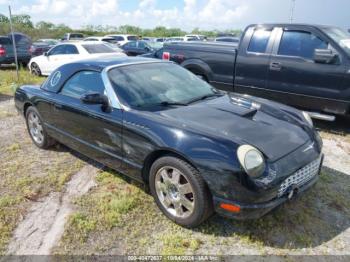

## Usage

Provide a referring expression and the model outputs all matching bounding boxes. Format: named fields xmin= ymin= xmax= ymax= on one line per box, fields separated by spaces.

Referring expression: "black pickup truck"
xmin=156 ymin=24 xmax=350 ymax=119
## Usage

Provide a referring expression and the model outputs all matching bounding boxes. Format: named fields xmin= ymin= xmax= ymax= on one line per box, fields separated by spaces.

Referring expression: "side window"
xmin=127 ymin=41 xmax=137 ymax=48
xmin=49 ymin=45 xmax=66 ymax=55
xmin=64 ymin=45 xmax=79 ymax=54
xmin=60 ymin=71 xmax=105 ymax=99
xmin=278 ymin=31 xmax=328 ymax=59
xmin=247 ymin=29 xmax=272 ymax=53
xmin=138 ymin=41 xmax=146 ymax=49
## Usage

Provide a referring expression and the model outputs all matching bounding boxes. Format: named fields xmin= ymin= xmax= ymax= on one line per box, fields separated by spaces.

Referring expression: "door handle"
xmin=270 ymin=62 xmax=282 ymax=71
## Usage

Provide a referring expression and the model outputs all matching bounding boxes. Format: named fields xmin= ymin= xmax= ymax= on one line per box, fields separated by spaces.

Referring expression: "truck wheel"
xmin=30 ymin=63 xmax=41 ymax=76
xmin=149 ymin=156 xmax=213 ymax=228
xmin=25 ymin=106 xmax=55 ymax=149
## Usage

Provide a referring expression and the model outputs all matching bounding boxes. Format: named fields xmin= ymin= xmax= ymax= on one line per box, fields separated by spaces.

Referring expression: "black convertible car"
xmin=15 ymin=57 xmax=323 ymax=227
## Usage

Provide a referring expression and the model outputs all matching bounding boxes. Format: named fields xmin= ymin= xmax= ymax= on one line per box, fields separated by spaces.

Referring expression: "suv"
xmin=61 ymin=33 xmax=84 ymax=41
xmin=0 ymin=33 xmax=32 ymax=66
xmin=104 ymin=34 xmax=138 ymax=46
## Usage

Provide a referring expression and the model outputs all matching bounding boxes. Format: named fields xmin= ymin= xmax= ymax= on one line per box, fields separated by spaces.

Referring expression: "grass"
xmin=0 ymin=68 xmax=43 ymax=96
xmin=59 ymin=170 xmax=145 ymax=249
xmin=0 ymin=139 xmax=84 ymax=253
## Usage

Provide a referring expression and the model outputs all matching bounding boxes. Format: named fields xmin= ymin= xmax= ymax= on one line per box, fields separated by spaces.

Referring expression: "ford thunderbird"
xmin=14 ymin=57 xmax=323 ymax=227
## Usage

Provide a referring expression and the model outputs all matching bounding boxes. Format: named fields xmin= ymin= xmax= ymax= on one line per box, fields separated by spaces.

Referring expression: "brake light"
xmin=162 ymin=51 xmax=170 ymax=60
xmin=0 ymin=45 xmax=6 ymax=56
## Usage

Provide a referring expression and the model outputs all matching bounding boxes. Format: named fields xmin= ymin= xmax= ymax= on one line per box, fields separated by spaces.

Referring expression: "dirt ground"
xmin=0 ymin=95 xmax=349 ymax=257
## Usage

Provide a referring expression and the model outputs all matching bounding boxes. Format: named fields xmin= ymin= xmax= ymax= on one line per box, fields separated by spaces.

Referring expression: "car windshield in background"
xmin=147 ymin=42 xmax=163 ymax=49
xmin=127 ymin=36 xmax=138 ymax=41
xmin=108 ymin=63 xmax=219 ymax=109
xmin=82 ymin=44 xmax=115 ymax=54
xmin=323 ymin=27 xmax=350 ymax=56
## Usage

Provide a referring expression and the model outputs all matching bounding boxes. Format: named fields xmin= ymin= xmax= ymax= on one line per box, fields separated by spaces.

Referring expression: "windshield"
xmin=323 ymin=27 xmax=350 ymax=56
xmin=146 ymin=42 xmax=163 ymax=49
xmin=108 ymin=63 xmax=219 ymax=109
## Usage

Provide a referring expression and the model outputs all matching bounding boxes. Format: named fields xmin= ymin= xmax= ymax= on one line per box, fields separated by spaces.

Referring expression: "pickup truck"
xmin=159 ymin=24 xmax=350 ymax=119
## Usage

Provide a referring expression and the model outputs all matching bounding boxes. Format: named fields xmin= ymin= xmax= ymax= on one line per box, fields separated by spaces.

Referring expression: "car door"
xmin=44 ymin=45 xmax=68 ymax=73
xmin=53 ymin=44 xmax=80 ymax=69
xmin=234 ymin=26 xmax=275 ymax=96
xmin=267 ymin=27 xmax=347 ymax=113
xmin=124 ymin=41 xmax=138 ymax=56
xmin=137 ymin=41 xmax=150 ymax=55
xmin=49 ymin=70 xmax=123 ymax=169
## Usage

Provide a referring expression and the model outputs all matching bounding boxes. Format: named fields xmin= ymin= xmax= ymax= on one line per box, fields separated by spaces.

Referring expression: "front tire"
xmin=149 ymin=156 xmax=213 ymax=227
xmin=30 ymin=62 xmax=41 ymax=76
xmin=25 ymin=106 xmax=55 ymax=149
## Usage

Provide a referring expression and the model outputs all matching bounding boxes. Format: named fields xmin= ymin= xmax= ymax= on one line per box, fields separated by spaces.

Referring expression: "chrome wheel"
xmin=155 ymin=166 xmax=195 ymax=218
xmin=27 ymin=111 xmax=44 ymax=144
xmin=31 ymin=63 xmax=41 ymax=76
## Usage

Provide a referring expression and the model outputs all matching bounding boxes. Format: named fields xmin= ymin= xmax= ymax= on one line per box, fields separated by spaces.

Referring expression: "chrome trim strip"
xmin=235 ymin=84 xmax=350 ymax=103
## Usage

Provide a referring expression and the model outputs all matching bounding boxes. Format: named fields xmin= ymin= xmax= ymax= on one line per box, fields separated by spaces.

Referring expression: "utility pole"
xmin=8 ymin=5 xmax=19 ymax=80
xmin=289 ymin=0 xmax=296 ymax=23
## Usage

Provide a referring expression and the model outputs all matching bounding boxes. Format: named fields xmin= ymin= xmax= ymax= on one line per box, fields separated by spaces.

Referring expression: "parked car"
xmin=121 ymin=41 xmax=162 ymax=56
xmin=104 ymin=34 xmax=138 ymax=46
xmin=83 ymin=36 xmax=118 ymax=44
xmin=0 ymin=36 xmax=14 ymax=66
xmin=185 ymin=35 xmax=207 ymax=41
xmin=28 ymin=42 xmax=126 ymax=76
xmin=160 ymin=23 xmax=350 ymax=119
xmin=29 ymin=42 xmax=52 ymax=57
xmin=35 ymin=39 xmax=59 ymax=46
xmin=0 ymin=33 xmax=32 ymax=66
xmin=139 ymin=47 xmax=164 ymax=59
xmin=62 ymin=33 xmax=84 ymax=41
xmin=15 ymin=57 xmax=323 ymax=227
xmin=215 ymin=37 xmax=240 ymax=44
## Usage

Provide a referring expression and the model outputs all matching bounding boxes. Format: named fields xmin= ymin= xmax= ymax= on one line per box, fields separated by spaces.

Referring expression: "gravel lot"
xmin=0 ymin=95 xmax=349 ymax=257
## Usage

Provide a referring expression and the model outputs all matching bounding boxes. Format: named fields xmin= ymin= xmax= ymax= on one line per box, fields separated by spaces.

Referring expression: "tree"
xmin=12 ymin=14 xmax=33 ymax=28
xmin=36 ymin=21 xmax=54 ymax=30
xmin=0 ymin=14 xmax=9 ymax=23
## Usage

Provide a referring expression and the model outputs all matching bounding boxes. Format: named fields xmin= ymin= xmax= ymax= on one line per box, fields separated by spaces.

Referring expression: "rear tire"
xmin=25 ymin=106 xmax=55 ymax=149
xmin=149 ymin=156 xmax=213 ymax=228
xmin=30 ymin=62 xmax=41 ymax=76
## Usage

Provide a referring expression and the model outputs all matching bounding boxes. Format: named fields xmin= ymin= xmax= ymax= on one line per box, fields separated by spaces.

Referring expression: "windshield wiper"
xmin=186 ymin=93 xmax=223 ymax=105
xmin=157 ymin=101 xmax=188 ymax=107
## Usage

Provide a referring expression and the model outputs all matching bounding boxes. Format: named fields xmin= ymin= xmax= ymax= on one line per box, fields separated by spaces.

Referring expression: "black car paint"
xmin=14 ymin=57 xmax=323 ymax=219
xmin=161 ymin=24 xmax=350 ymax=116
xmin=121 ymin=41 xmax=154 ymax=56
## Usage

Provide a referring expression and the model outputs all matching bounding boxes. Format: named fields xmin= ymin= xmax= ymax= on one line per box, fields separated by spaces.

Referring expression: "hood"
xmin=158 ymin=94 xmax=311 ymax=162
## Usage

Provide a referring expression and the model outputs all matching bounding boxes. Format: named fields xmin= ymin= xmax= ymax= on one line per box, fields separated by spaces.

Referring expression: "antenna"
xmin=289 ymin=0 xmax=296 ymax=23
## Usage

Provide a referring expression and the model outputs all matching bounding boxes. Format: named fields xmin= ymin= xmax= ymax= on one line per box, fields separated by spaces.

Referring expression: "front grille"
xmin=277 ymin=156 xmax=322 ymax=197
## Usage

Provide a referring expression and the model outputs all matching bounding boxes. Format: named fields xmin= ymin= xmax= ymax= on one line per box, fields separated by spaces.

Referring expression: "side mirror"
xmin=314 ymin=49 xmax=337 ymax=64
xmin=144 ymin=46 xmax=151 ymax=52
xmin=44 ymin=52 xmax=48 ymax=56
xmin=81 ymin=93 xmax=110 ymax=111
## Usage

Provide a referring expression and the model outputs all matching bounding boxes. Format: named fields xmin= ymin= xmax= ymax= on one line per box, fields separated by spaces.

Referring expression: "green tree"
xmin=12 ymin=14 xmax=33 ymax=28
xmin=0 ymin=14 xmax=9 ymax=23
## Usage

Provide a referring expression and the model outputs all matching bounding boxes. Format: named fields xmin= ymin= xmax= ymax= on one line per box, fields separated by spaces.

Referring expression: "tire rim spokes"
xmin=28 ymin=112 xmax=44 ymax=144
xmin=155 ymin=166 xmax=195 ymax=218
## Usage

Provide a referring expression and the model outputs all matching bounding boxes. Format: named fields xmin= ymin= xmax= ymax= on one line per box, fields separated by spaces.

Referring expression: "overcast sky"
xmin=0 ymin=0 xmax=349 ymax=30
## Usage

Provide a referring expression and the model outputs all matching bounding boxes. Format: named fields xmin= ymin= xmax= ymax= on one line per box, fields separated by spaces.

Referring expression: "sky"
xmin=0 ymin=0 xmax=349 ymax=31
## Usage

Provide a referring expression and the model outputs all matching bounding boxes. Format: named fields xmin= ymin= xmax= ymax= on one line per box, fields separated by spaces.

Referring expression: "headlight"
xmin=302 ymin=111 xmax=313 ymax=127
xmin=237 ymin=145 xmax=266 ymax=178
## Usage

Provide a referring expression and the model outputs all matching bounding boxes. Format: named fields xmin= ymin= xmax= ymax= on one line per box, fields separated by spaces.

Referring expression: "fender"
xmin=180 ymin=58 xmax=213 ymax=82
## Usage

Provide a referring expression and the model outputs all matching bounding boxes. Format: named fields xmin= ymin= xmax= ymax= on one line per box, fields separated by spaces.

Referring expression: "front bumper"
xmin=213 ymin=154 xmax=323 ymax=220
